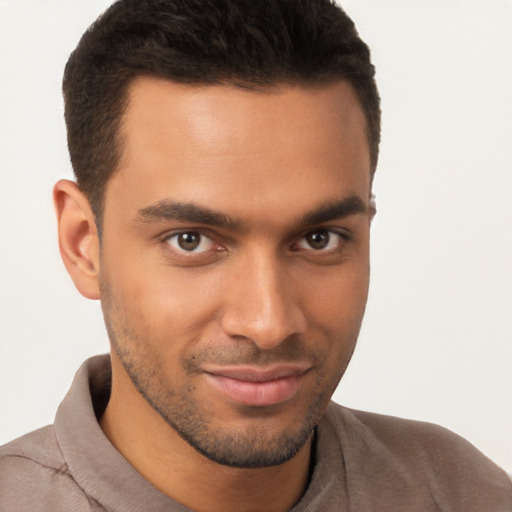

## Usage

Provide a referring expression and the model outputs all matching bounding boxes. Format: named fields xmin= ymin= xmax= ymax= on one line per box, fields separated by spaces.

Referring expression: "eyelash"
xmin=159 ymin=228 xmax=350 ymax=257
xmin=159 ymin=229 xmax=223 ymax=255
xmin=292 ymin=230 xmax=349 ymax=253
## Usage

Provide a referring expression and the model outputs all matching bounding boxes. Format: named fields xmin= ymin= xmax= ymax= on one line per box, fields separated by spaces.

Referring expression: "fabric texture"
xmin=1 ymin=354 xmax=511 ymax=511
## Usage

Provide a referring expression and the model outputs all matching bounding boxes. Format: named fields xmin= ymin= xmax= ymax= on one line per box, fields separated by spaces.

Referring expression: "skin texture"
xmin=54 ymin=78 xmax=372 ymax=512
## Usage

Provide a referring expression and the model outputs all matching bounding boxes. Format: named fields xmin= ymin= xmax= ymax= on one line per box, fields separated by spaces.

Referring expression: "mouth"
xmin=201 ymin=363 xmax=312 ymax=407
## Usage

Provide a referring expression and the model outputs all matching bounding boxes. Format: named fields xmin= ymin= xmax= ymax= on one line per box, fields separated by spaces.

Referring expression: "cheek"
xmin=299 ymin=262 xmax=369 ymax=379
xmin=301 ymin=262 xmax=369 ymax=324
xmin=102 ymin=255 xmax=226 ymax=344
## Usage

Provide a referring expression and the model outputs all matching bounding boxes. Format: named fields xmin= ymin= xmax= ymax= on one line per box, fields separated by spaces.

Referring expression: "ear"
xmin=53 ymin=179 xmax=101 ymax=300
xmin=369 ymin=192 xmax=377 ymax=223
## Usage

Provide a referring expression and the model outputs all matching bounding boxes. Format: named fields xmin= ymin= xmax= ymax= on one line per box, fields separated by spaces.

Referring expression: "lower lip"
xmin=205 ymin=373 xmax=304 ymax=407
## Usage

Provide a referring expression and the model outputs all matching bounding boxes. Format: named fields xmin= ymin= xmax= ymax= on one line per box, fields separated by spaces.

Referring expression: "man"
xmin=0 ymin=0 xmax=511 ymax=510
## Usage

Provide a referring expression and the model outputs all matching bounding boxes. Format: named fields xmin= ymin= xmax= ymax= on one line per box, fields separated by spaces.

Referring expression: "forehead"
xmin=121 ymin=76 xmax=368 ymax=157
xmin=106 ymin=77 xmax=371 ymax=226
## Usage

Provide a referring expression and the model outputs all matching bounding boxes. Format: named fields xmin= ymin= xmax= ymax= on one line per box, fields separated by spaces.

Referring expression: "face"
xmin=99 ymin=78 xmax=372 ymax=468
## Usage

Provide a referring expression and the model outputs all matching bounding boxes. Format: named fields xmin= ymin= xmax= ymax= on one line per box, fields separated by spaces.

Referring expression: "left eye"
xmin=165 ymin=232 xmax=216 ymax=253
xmin=296 ymin=230 xmax=343 ymax=251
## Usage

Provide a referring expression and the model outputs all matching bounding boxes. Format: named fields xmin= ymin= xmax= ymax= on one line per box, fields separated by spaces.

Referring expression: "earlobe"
xmin=53 ymin=179 xmax=101 ymax=300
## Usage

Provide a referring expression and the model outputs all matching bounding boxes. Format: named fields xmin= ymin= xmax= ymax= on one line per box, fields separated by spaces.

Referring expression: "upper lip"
xmin=202 ymin=363 xmax=312 ymax=383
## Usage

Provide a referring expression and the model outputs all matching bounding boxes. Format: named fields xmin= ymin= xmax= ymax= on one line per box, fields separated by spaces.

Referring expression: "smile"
xmin=202 ymin=364 xmax=311 ymax=407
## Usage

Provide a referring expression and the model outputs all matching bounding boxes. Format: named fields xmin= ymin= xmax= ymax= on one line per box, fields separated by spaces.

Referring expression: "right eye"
xmin=164 ymin=231 xmax=217 ymax=253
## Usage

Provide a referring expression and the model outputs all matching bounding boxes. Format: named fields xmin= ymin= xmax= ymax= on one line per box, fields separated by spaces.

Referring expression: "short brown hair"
xmin=63 ymin=0 xmax=380 ymax=226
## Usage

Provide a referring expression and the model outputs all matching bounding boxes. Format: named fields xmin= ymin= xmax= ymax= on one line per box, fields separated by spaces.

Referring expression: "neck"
xmin=100 ymin=358 xmax=313 ymax=512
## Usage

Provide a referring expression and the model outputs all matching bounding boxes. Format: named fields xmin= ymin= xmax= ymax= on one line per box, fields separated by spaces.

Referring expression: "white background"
xmin=1 ymin=1 xmax=511 ymax=472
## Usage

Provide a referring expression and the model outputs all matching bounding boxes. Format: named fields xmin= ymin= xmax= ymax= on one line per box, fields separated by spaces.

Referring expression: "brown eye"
xmin=306 ymin=231 xmax=329 ymax=249
xmin=178 ymin=232 xmax=200 ymax=251
xmin=297 ymin=230 xmax=343 ymax=251
xmin=166 ymin=232 xmax=215 ymax=253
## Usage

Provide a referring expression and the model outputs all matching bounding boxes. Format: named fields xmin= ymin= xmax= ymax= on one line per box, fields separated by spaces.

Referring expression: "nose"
xmin=220 ymin=252 xmax=307 ymax=350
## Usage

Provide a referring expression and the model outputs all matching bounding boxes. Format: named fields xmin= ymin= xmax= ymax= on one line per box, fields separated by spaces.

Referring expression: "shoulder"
xmin=1 ymin=425 xmax=64 ymax=468
xmin=323 ymin=402 xmax=512 ymax=509
xmin=327 ymin=402 xmax=501 ymax=466
xmin=0 ymin=426 xmax=95 ymax=511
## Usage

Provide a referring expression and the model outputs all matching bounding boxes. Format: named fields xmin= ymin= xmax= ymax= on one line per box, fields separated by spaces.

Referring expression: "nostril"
xmin=221 ymin=297 xmax=306 ymax=350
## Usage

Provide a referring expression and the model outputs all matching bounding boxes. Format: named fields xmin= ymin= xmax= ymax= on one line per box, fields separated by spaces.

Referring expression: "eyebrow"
xmin=298 ymin=195 xmax=368 ymax=226
xmin=135 ymin=194 xmax=367 ymax=230
xmin=136 ymin=201 xmax=243 ymax=230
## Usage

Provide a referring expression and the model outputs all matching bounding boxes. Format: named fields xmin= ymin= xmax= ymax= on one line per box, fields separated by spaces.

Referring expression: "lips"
xmin=202 ymin=364 xmax=311 ymax=407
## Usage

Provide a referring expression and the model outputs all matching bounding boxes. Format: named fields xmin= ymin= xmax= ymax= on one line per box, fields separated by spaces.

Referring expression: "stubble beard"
xmin=101 ymin=286 xmax=355 ymax=469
